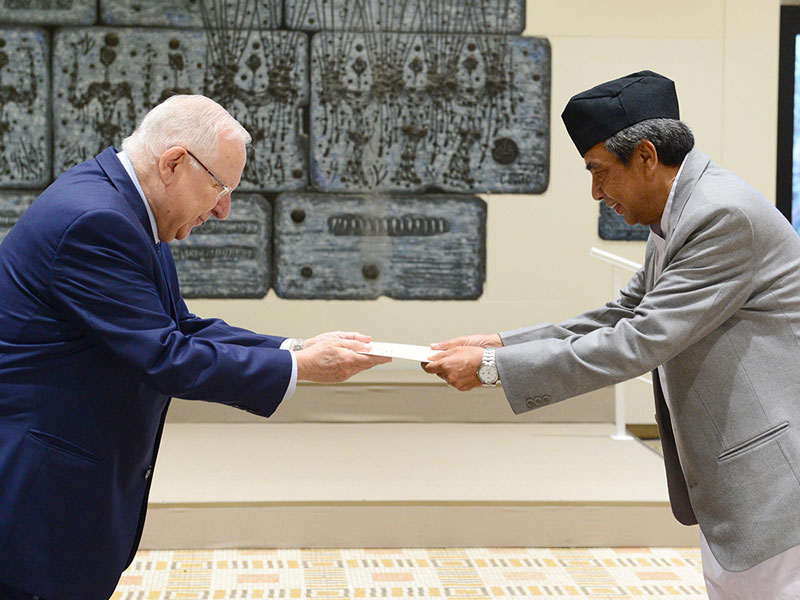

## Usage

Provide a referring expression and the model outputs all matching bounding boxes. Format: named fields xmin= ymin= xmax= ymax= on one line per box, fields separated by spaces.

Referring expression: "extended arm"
xmin=424 ymin=247 xmax=650 ymax=389
xmin=498 ymin=204 xmax=755 ymax=413
xmin=49 ymin=210 xmax=292 ymax=415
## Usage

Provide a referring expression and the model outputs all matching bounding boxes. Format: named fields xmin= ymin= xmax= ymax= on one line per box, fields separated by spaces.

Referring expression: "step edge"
xmin=148 ymin=499 xmax=672 ymax=509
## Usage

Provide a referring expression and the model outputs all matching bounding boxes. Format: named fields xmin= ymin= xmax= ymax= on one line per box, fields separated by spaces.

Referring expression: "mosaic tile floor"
xmin=113 ymin=547 xmax=707 ymax=599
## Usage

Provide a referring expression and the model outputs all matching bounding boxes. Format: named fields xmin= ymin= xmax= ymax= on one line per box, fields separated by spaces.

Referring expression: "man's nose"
xmin=591 ymin=178 xmax=604 ymax=201
xmin=212 ymin=193 xmax=231 ymax=220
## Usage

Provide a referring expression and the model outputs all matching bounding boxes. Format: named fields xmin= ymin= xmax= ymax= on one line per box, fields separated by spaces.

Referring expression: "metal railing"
xmin=589 ymin=248 xmax=652 ymax=441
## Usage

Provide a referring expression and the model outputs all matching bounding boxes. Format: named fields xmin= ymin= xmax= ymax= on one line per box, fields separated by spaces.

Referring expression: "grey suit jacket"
xmin=496 ymin=148 xmax=800 ymax=572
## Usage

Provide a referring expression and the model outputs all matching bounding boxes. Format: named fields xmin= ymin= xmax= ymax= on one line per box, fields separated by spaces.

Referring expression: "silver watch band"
xmin=479 ymin=348 xmax=499 ymax=386
xmin=483 ymin=347 xmax=496 ymax=365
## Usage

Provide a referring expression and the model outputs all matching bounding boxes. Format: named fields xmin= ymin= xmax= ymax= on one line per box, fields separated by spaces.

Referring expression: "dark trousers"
xmin=0 ymin=581 xmax=42 ymax=600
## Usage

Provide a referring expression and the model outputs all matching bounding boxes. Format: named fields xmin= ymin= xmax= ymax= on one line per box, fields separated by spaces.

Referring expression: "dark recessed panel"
xmin=171 ymin=194 xmax=271 ymax=298
xmin=0 ymin=27 xmax=50 ymax=188
xmin=52 ymin=28 xmax=308 ymax=192
xmin=598 ymin=202 xmax=649 ymax=241
xmin=309 ymin=33 xmax=550 ymax=193
xmin=0 ymin=0 xmax=94 ymax=25
xmin=0 ymin=191 xmax=36 ymax=243
xmin=274 ymin=193 xmax=486 ymax=300
xmin=100 ymin=0 xmax=281 ymax=29
xmin=285 ymin=0 xmax=524 ymax=34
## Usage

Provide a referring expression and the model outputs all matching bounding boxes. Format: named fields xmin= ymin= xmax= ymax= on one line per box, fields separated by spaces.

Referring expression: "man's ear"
xmin=637 ymin=139 xmax=659 ymax=178
xmin=158 ymin=146 xmax=186 ymax=184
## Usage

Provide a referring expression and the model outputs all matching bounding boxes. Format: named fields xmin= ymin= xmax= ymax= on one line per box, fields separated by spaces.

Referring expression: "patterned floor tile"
xmin=114 ymin=548 xmax=706 ymax=599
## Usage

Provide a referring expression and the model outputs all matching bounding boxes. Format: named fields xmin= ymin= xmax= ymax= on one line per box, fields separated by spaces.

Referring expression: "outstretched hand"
xmin=303 ymin=331 xmax=372 ymax=349
xmin=296 ymin=338 xmax=391 ymax=383
xmin=431 ymin=333 xmax=502 ymax=351
xmin=422 ymin=346 xmax=485 ymax=391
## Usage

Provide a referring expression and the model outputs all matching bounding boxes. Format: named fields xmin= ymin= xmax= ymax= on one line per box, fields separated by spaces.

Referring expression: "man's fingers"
xmin=343 ymin=353 xmax=390 ymax=380
xmin=348 ymin=350 xmax=390 ymax=367
xmin=358 ymin=354 xmax=391 ymax=366
xmin=330 ymin=338 xmax=371 ymax=352
xmin=432 ymin=333 xmax=502 ymax=350
xmin=431 ymin=337 xmax=463 ymax=350
xmin=422 ymin=358 xmax=442 ymax=374
xmin=339 ymin=331 xmax=372 ymax=342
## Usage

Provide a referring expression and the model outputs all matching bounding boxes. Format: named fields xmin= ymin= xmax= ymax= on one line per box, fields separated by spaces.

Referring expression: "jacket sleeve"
xmin=497 ymin=203 xmax=755 ymax=414
xmin=174 ymin=296 xmax=285 ymax=349
xmin=48 ymin=209 xmax=292 ymax=416
xmin=500 ymin=246 xmax=649 ymax=345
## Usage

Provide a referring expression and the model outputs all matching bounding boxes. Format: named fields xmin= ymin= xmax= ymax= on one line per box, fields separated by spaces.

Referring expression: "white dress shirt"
xmin=114 ymin=150 xmax=297 ymax=400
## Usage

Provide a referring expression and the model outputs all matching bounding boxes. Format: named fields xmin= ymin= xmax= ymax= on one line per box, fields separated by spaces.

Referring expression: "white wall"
xmin=185 ymin=0 xmax=781 ymax=424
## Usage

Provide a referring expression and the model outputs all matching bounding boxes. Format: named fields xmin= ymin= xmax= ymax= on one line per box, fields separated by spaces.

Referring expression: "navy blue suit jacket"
xmin=0 ymin=148 xmax=292 ymax=599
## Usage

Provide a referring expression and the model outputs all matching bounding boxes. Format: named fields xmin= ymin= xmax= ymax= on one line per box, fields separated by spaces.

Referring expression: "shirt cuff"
xmin=279 ymin=339 xmax=298 ymax=401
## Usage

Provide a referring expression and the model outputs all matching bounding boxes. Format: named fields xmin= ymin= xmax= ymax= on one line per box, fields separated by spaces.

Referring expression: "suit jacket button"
xmin=542 ymin=395 xmax=551 ymax=403
xmin=526 ymin=398 xmax=535 ymax=408
xmin=144 ymin=467 xmax=153 ymax=480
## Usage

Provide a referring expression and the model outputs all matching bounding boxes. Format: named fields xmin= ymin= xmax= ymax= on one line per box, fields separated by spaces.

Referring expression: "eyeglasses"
xmin=184 ymin=148 xmax=234 ymax=200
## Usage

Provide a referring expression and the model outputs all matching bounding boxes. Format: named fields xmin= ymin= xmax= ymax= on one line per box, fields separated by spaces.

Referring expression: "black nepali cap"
xmin=561 ymin=70 xmax=680 ymax=156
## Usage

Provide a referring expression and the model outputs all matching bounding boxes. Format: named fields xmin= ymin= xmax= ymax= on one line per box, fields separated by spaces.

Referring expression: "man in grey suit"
xmin=423 ymin=71 xmax=800 ymax=598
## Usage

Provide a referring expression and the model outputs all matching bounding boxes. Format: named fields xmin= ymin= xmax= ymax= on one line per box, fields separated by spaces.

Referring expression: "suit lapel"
xmin=94 ymin=147 xmax=180 ymax=322
xmin=156 ymin=243 xmax=181 ymax=322
xmin=643 ymin=239 xmax=658 ymax=292
xmin=668 ymin=148 xmax=712 ymax=235
xmin=643 ymin=148 xmax=712 ymax=293
xmin=95 ymin=147 xmax=156 ymax=242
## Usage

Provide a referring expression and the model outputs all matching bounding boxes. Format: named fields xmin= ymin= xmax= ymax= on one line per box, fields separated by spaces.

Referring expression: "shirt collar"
xmin=116 ymin=150 xmax=160 ymax=245
xmin=650 ymin=155 xmax=688 ymax=240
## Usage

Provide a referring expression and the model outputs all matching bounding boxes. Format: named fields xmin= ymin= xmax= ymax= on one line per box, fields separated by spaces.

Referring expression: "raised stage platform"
xmin=141 ymin=421 xmax=698 ymax=549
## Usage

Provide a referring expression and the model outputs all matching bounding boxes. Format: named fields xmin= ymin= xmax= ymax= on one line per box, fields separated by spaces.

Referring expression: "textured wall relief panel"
xmin=0 ymin=27 xmax=50 ymax=188
xmin=598 ymin=202 xmax=649 ymax=241
xmin=274 ymin=193 xmax=486 ymax=299
xmin=100 ymin=0 xmax=281 ymax=29
xmin=0 ymin=191 xmax=35 ymax=243
xmin=53 ymin=27 xmax=308 ymax=191
xmin=286 ymin=0 xmax=524 ymax=34
xmin=0 ymin=0 xmax=94 ymax=25
xmin=309 ymin=33 xmax=549 ymax=193
xmin=171 ymin=194 xmax=271 ymax=298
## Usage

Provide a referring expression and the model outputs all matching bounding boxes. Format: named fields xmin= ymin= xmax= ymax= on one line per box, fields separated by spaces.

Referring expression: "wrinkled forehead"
xmin=215 ymin=137 xmax=247 ymax=185
xmin=583 ymin=143 xmax=617 ymax=171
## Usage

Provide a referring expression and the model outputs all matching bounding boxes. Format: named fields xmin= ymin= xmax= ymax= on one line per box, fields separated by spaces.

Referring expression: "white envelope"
xmin=359 ymin=342 xmax=442 ymax=362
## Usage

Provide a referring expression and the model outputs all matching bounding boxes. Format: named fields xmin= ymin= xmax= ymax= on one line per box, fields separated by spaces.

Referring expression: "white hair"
xmin=122 ymin=95 xmax=251 ymax=168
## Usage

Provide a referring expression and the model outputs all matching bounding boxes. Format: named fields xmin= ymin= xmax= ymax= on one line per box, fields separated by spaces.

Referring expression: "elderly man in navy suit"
xmin=0 ymin=95 xmax=389 ymax=600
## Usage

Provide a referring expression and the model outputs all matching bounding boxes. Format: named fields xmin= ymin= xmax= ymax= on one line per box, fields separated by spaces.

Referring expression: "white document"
xmin=360 ymin=342 xmax=442 ymax=362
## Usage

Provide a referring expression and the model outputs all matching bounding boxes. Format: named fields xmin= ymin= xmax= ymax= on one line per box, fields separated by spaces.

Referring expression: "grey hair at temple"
xmin=604 ymin=118 xmax=695 ymax=166
xmin=121 ymin=95 xmax=251 ymax=168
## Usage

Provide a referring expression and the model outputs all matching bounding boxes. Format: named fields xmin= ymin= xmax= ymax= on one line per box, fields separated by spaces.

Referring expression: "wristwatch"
xmin=291 ymin=338 xmax=305 ymax=352
xmin=477 ymin=348 xmax=499 ymax=386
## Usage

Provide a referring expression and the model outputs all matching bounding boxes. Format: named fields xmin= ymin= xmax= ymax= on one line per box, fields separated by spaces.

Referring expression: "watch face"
xmin=479 ymin=365 xmax=498 ymax=384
